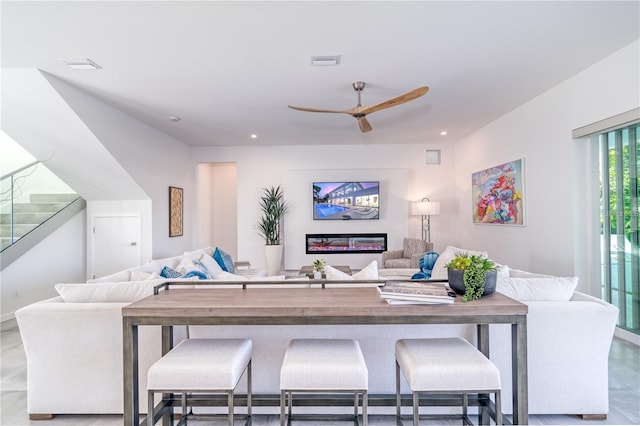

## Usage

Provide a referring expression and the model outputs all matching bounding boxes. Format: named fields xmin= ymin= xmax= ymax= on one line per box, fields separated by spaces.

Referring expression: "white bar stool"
xmin=395 ymin=337 xmax=502 ymax=425
xmin=280 ymin=338 xmax=368 ymax=426
xmin=147 ymin=338 xmax=252 ymax=426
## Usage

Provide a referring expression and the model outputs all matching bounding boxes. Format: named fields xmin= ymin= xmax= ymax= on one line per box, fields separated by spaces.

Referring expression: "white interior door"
xmin=91 ymin=215 xmax=140 ymax=279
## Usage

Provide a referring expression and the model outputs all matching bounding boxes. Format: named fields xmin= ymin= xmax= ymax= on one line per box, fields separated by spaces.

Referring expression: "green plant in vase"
xmin=445 ymin=253 xmax=498 ymax=302
xmin=313 ymin=258 xmax=326 ymax=273
xmin=257 ymin=186 xmax=289 ymax=245
xmin=257 ymin=185 xmax=289 ymax=276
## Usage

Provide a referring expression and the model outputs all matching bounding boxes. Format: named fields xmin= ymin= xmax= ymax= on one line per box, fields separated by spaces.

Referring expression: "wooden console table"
xmin=123 ymin=286 xmax=528 ymax=425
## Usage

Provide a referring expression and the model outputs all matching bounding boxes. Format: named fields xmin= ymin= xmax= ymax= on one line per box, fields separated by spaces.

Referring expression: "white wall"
xmin=42 ymin=73 xmax=196 ymax=259
xmin=192 ymin=143 xmax=455 ymax=271
xmin=2 ymin=40 xmax=636 ymax=318
xmin=450 ymin=40 xmax=639 ymax=295
xmin=1 ymin=69 xmax=148 ymax=201
xmin=195 ymin=163 xmax=238 ymax=259
xmin=0 ymin=130 xmax=35 ymax=174
xmin=0 ymin=211 xmax=86 ymax=321
xmin=283 ymin=167 xmax=408 ymax=269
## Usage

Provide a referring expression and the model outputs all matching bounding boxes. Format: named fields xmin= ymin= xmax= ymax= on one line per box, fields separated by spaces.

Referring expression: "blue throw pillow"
xmin=213 ymin=247 xmax=235 ymax=273
xmin=160 ymin=266 xmax=182 ymax=279
xmin=411 ymin=271 xmax=431 ymax=280
xmin=419 ymin=252 xmax=440 ymax=275
xmin=183 ymin=270 xmax=208 ymax=280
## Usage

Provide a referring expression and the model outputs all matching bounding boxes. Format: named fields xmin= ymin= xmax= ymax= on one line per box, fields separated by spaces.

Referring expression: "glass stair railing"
xmin=0 ymin=161 xmax=80 ymax=252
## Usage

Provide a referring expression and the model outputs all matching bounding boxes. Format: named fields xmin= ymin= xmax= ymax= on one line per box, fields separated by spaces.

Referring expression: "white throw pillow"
xmin=182 ymin=249 xmax=206 ymax=261
xmin=508 ymin=268 xmax=552 ymax=279
xmin=176 ymin=257 xmax=197 ymax=274
xmin=183 ymin=247 xmax=215 ymax=260
xmin=431 ymin=245 xmax=489 ymax=280
xmin=326 ymin=261 xmax=379 ymax=280
xmin=353 ymin=260 xmax=379 ymax=280
xmin=496 ymin=264 xmax=510 ymax=278
xmin=496 ymin=276 xmax=578 ymax=301
xmin=325 ymin=265 xmax=352 ymax=280
xmin=55 ymin=280 xmax=162 ymax=303
xmin=197 ymin=253 xmax=224 ymax=278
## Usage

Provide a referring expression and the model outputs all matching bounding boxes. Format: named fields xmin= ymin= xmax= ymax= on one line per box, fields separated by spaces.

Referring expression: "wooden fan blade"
xmin=288 ymin=105 xmax=349 ymax=114
xmin=360 ymin=86 xmax=429 ymax=115
xmin=357 ymin=116 xmax=373 ymax=133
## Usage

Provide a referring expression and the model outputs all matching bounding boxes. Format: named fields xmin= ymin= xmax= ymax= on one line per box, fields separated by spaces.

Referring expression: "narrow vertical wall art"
xmin=472 ymin=158 xmax=525 ymax=225
xmin=169 ymin=186 xmax=183 ymax=237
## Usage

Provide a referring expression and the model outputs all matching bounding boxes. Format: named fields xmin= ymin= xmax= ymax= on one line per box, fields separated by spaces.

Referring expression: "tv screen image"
xmin=312 ymin=181 xmax=379 ymax=220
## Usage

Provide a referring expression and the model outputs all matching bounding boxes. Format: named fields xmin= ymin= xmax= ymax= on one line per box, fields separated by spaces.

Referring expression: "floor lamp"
xmin=411 ymin=198 xmax=440 ymax=242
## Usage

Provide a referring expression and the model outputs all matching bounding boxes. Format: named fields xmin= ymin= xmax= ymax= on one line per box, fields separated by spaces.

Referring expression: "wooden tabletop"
xmin=122 ymin=287 xmax=527 ymax=325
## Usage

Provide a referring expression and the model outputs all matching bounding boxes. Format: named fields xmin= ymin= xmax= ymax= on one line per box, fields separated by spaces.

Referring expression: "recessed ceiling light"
xmin=250 ymin=134 xmax=258 ymax=139
xmin=61 ymin=58 xmax=102 ymax=70
xmin=311 ymin=55 xmax=341 ymax=66
xmin=440 ymin=131 xmax=448 ymax=136
xmin=169 ymin=116 xmax=181 ymax=122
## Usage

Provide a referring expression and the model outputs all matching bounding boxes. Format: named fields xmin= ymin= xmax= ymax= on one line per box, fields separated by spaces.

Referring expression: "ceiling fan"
xmin=288 ymin=81 xmax=429 ymax=133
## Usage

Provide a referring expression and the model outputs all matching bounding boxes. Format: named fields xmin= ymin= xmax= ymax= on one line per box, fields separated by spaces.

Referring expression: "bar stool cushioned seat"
xmin=147 ymin=338 xmax=252 ymax=426
xmin=280 ymin=338 xmax=368 ymax=425
xmin=395 ymin=337 xmax=501 ymax=425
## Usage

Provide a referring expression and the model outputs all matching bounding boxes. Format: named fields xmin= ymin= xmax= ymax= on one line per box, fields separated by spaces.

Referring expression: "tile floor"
xmin=2 ymin=320 xmax=639 ymax=425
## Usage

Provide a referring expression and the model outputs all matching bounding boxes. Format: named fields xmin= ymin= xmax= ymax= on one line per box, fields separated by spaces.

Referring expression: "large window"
xmin=599 ymin=123 xmax=639 ymax=334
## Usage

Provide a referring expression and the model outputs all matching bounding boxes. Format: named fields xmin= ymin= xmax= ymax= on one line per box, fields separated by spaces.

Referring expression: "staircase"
xmin=0 ymin=193 xmax=80 ymax=251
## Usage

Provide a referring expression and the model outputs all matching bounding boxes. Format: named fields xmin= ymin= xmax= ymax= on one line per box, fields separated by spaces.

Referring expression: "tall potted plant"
xmin=257 ymin=185 xmax=289 ymax=275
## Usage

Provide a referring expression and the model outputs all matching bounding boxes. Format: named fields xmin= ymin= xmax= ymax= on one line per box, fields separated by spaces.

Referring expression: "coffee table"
xmin=298 ymin=265 xmax=352 ymax=278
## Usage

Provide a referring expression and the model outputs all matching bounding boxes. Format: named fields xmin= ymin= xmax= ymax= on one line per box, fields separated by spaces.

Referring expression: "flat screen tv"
xmin=312 ymin=181 xmax=379 ymax=220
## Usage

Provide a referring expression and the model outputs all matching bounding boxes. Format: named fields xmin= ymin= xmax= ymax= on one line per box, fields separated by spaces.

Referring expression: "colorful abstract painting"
xmin=472 ymin=159 xmax=525 ymax=225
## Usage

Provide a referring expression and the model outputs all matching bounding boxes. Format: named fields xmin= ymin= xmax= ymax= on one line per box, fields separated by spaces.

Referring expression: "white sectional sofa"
xmin=15 ymin=246 xmax=619 ymax=419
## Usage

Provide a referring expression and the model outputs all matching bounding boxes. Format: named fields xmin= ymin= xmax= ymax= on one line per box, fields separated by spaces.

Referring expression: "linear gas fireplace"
xmin=305 ymin=233 xmax=387 ymax=254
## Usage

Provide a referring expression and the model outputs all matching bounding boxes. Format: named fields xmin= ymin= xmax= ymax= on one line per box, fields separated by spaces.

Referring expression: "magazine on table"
xmin=378 ymin=280 xmax=455 ymax=304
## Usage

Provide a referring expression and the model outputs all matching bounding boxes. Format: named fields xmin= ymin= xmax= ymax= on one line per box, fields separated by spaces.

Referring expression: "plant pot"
xmin=447 ymin=269 xmax=497 ymax=297
xmin=313 ymin=271 xmax=322 ymax=279
xmin=264 ymin=244 xmax=283 ymax=276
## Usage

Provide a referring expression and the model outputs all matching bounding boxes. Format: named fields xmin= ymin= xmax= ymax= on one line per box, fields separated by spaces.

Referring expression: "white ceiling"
xmin=2 ymin=1 xmax=639 ymax=147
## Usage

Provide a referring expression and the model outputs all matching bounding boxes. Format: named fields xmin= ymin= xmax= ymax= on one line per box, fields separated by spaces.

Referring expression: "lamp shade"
xmin=411 ymin=201 xmax=440 ymax=216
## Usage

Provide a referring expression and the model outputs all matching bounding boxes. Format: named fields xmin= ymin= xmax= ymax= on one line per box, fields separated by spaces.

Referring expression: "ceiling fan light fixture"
xmin=61 ymin=58 xmax=102 ymax=70
xmin=311 ymin=55 xmax=341 ymax=66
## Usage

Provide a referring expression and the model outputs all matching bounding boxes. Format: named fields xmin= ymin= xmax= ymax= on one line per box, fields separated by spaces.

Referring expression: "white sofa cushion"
xmin=88 ymin=258 xmax=179 ymax=283
xmin=431 ymin=245 xmax=489 ymax=279
xmin=214 ymin=271 xmax=286 ymax=281
xmin=55 ymin=280 xmax=162 ymax=303
xmin=496 ymin=276 xmax=578 ymax=301
xmin=130 ymin=271 xmax=161 ymax=281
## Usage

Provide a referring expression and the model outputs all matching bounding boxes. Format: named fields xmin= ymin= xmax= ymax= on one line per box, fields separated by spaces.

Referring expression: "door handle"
xmin=130 ymin=242 xmax=137 ymax=246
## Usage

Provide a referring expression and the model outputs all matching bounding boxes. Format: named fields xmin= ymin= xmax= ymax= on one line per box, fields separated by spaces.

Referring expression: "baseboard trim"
xmin=578 ymin=414 xmax=607 ymax=420
xmin=1 ymin=316 xmax=17 ymax=331
xmin=29 ymin=414 xmax=55 ymax=420
xmin=615 ymin=327 xmax=640 ymax=347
